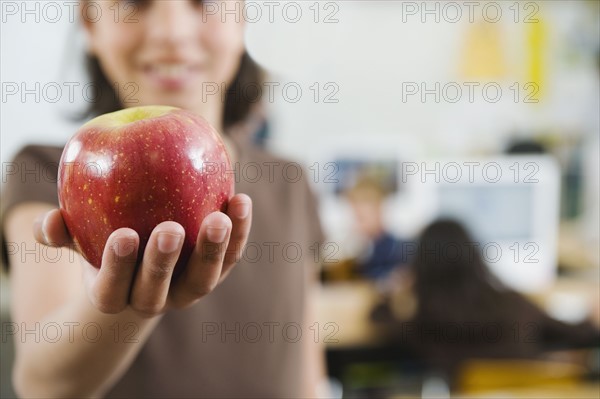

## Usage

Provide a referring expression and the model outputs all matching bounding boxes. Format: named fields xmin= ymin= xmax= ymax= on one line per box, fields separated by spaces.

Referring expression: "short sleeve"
xmin=1 ymin=145 xmax=63 ymax=270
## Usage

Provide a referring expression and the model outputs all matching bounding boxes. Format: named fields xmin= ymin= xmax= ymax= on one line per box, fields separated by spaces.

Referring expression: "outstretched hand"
xmin=33 ymin=194 xmax=252 ymax=317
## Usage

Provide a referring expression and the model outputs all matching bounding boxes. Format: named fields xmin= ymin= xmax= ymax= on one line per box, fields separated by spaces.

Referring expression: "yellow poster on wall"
xmin=460 ymin=21 xmax=507 ymax=80
xmin=459 ymin=4 xmax=547 ymax=101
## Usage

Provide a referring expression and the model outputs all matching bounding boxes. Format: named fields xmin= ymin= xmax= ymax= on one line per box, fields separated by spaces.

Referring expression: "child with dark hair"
xmin=387 ymin=219 xmax=599 ymax=385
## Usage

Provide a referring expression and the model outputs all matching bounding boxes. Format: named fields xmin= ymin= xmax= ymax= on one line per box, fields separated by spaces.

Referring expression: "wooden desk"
xmin=316 ymin=275 xmax=600 ymax=348
xmin=315 ymin=281 xmax=382 ymax=347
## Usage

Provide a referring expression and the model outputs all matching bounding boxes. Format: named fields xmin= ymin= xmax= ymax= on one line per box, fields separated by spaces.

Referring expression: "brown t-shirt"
xmin=1 ymin=134 xmax=324 ymax=397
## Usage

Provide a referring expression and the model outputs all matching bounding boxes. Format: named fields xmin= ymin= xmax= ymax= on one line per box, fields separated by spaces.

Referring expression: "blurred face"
xmin=349 ymin=198 xmax=384 ymax=239
xmin=82 ymin=0 xmax=245 ymax=130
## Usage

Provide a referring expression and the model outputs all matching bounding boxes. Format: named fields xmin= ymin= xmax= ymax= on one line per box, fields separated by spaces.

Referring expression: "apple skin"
xmin=57 ymin=106 xmax=234 ymax=272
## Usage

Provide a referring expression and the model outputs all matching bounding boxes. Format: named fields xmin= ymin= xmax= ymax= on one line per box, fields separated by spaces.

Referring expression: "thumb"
xmin=33 ymin=209 xmax=73 ymax=247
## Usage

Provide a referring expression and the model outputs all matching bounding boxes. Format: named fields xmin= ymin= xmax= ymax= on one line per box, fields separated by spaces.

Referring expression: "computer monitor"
xmin=423 ymin=155 xmax=561 ymax=293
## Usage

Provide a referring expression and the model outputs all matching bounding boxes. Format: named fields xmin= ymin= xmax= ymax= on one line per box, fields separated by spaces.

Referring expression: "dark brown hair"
xmin=83 ymin=51 xmax=263 ymax=132
xmin=412 ymin=219 xmax=514 ymax=323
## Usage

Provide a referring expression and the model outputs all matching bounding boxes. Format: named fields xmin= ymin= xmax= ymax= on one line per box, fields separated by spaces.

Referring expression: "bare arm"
xmin=6 ymin=195 xmax=252 ymax=398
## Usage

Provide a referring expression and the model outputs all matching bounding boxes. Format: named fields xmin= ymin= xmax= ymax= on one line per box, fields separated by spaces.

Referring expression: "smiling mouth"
xmin=142 ymin=63 xmax=202 ymax=89
xmin=145 ymin=63 xmax=196 ymax=78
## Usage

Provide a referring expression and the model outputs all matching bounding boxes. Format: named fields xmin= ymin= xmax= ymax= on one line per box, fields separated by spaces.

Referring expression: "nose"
xmin=147 ymin=0 xmax=198 ymax=48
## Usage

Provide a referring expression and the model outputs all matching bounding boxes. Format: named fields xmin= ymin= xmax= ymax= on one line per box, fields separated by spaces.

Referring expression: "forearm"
xmin=13 ymin=291 xmax=160 ymax=398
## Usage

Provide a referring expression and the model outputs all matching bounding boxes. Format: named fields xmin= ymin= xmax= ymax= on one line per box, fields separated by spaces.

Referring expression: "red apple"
xmin=57 ymin=105 xmax=234 ymax=272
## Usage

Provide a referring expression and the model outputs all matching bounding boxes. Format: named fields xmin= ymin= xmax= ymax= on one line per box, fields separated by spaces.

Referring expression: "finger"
xmin=33 ymin=209 xmax=71 ymax=247
xmin=220 ymin=194 xmax=252 ymax=281
xmin=130 ymin=222 xmax=184 ymax=317
xmin=88 ymin=228 xmax=139 ymax=314
xmin=170 ymin=212 xmax=231 ymax=308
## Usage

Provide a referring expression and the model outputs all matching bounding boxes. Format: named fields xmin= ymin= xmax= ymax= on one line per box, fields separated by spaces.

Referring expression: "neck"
xmin=193 ymin=99 xmax=224 ymax=134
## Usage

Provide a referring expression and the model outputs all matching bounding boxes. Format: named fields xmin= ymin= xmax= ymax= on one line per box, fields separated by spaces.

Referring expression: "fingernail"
xmin=157 ymin=233 xmax=182 ymax=254
xmin=33 ymin=217 xmax=43 ymax=237
xmin=113 ymin=238 xmax=136 ymax=257
xmin=235 ymin=202 xmax=250 ymax=219
xmin=207 ymin=227 xmax=227 ymax=243
xmin=41 ymin=216 xmax=50 ymax=243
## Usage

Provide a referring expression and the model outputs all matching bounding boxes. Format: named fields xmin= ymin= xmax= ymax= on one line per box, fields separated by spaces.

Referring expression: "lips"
xmin=142 ymin=63 xmax=201 ymax=90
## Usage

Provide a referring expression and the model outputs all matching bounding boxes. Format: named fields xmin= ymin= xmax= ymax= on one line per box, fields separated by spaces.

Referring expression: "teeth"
xmin=153 ymin=64 xmax=187 ymax=79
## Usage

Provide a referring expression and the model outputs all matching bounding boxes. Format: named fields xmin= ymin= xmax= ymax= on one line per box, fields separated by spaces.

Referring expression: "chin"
xmin=134 ymin=95 xmax=192 ymax=112
xmin=132 ymin=88 xmax=220 ymax=124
